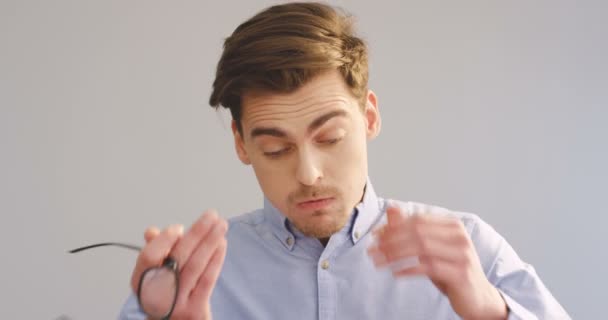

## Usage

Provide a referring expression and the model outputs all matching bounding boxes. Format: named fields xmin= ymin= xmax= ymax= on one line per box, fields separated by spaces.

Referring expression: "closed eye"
xmin=263 ymin=146 xmax=292 ymax=158
xmin=319 ymin=137 xmax=343 ymax=145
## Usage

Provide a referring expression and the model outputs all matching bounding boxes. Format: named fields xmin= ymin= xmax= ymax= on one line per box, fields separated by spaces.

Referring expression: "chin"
xmin=292 ymin=210 xmax=350 ymax=238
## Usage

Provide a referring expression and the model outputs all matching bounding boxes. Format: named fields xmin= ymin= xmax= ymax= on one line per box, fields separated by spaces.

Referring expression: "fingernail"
xmin=169 ymin=224 xmax=184 ymax=235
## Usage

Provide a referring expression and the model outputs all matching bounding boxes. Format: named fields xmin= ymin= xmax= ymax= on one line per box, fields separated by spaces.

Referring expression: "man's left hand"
xmin=367 ymin=206 xmax=508 ymax=320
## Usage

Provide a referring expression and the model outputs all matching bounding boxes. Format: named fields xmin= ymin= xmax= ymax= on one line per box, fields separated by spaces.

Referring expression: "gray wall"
xmin=1 ymin=0 xmax=606 ymax=319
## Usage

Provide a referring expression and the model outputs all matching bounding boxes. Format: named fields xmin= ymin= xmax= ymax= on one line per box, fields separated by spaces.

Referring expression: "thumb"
xmin=144 ymin=226 xmax=161 ymax=243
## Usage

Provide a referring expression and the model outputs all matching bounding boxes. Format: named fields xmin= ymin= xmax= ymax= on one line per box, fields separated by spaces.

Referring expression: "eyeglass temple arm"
xmin=68 ymin=242 xmax=142 ymax=253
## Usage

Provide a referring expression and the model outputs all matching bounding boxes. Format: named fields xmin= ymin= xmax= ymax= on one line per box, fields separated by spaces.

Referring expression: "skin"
xmin=368 ymin=206 xmax=509 ymax=320
xmin=232 ymin=70 xmax=380 ymax=242
xmin=130 ymin=70 xmax=507 ymax=320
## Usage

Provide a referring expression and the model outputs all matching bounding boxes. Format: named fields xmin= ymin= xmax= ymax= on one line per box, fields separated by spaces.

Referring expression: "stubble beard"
xmin=286 ymin=184 xmax=353 ymax=239
xmin=290 ymin=204 xmax=351 ymax=239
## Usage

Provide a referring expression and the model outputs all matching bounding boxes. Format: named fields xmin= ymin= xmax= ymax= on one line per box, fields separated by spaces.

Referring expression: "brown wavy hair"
xmin=209 ymin=2 xmax=369 ymax=133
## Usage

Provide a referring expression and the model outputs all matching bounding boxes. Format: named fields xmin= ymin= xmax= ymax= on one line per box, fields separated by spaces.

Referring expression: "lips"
xmin=296 ymin=197 xmax=334 ymax=211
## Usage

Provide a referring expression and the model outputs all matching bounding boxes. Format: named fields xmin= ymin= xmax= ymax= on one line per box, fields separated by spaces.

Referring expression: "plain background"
xmin=1 ymin=0 xmax=606 ymax=319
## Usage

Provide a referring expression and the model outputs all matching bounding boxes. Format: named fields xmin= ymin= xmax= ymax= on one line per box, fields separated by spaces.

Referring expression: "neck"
xmin=319 ymin=237 xmax=330 ymax=247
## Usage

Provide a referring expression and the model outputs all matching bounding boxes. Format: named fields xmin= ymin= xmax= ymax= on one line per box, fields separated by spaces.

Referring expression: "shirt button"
xmin=286 ymin=237 xmax=293 ymax=246
xmin=354 ymin=231 xmax=360 ymax=239
xmin=321 ymin=260 xmax=330 ymax=270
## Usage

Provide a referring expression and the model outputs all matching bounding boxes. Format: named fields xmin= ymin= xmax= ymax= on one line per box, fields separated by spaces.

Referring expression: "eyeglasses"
xmin=69 ymin=242 xmax=179 ymax=320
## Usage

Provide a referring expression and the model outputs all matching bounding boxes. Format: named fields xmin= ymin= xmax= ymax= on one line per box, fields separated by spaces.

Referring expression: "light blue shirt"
xmin=119 ymin=181 xmax=569 ymax=319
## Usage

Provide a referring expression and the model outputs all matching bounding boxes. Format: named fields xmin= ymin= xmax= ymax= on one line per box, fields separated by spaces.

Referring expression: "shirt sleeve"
xmin=117 ymin=293 xmax=146 ymax=320
xmin=468 ymin=215 xmax=571 ymax=320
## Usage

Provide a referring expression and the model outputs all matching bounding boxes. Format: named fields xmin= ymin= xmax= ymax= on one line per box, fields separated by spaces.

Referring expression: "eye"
xmin=263 ymin=146 xmax=292 ymax=158
xmin=319 ymin=137 xmax=343 ymax=145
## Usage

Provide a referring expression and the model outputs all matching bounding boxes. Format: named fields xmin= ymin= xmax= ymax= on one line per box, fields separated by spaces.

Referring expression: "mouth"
xmin=296 ymin=197 xmax=335 ymax=212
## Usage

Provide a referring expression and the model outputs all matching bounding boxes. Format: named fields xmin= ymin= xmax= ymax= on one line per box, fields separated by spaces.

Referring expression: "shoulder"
xmin=227 ymin=208 xmax=265 ymax=227
xmin=225 ymin=208 xmax=266 ymax=237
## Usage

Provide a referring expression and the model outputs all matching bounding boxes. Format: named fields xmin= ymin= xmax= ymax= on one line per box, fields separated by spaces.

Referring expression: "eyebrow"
xmin=249 ymin=109 xmax=348 ymax=140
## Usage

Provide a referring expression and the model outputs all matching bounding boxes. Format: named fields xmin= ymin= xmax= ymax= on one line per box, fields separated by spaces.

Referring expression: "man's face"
xmin=232 ymin=70 xmax=380 ymax=239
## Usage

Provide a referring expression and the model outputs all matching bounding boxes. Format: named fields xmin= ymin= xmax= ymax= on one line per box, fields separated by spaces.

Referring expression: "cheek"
xmin=331 ymin=135 xmax=367 ymax=169
xmin=329 ymin=134 xmax=369 ymax=199
xmin=249 ymin=157 xmax=293 ymax=203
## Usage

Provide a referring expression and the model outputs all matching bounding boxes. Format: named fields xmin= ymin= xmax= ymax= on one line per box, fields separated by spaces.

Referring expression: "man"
xmin=119 ymin=2 xmax=569 ymax=319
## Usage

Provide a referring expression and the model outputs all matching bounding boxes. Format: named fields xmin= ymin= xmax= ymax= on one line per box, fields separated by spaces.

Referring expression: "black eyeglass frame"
xmin=68 ymin=242 xmax=180 ymax=320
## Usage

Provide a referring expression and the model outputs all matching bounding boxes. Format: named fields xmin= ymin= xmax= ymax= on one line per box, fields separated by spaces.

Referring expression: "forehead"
xmin=240 ymin=71 xmax=359 ymax=130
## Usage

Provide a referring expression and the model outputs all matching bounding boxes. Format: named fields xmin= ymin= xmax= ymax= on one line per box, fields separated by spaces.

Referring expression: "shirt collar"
xmin=262 ymin=178 xmax=382 ymax=249
xmin=263 ymin=197 xmax=296 ymax=250
xmin=351 ymin=178 xmax=381 ymax=244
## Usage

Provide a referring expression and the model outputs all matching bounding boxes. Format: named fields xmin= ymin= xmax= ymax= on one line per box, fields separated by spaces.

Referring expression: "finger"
xmin=367 ymin=245 xmax=388 ymax=266
xmin=371 ymin=224 xmax=387 ymax=238
xmin=386 ymin=205 xmax=407 ymax=226
xmin=175 ymin=241 xmax=227 ymax=320
xmin=384 ymin=231 xmax=471 ymax=267
xmin=370 ymin=216 xmax=471 ymax=266
xmin=368 ymin=232 xmax=419 ymax=268
xmin=416 ymin=257 xmax=462 ymax=287
xmin=174 ymin=218 xmax=228 ymax=310
xmin=171 ymin=210 xmax=219 ymax=270
xmin=402 ymin=214 xmax=463 ymax=230
xmin=190 ymin=237 xmax=227 ymax=304
xmin=131 ymin=224 xmax=184 ymax=292
xmin=371 ymin=206 xmax=407 ymax=237
xmin=144 ymin=227 xmax=161 ymax=243
xmin=380 ymin=213 xmax=466 ymax=245
xmin=385 ymin=239 xmax=466 ymax=267
xmin=392 ymin=262 xmax=449 ymax=296
xmin=392 ymin=264 xmax=426 ymax=277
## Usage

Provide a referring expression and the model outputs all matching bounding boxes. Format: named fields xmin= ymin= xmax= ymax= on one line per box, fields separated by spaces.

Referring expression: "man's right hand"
xmin=130 ymin=210 xmax=228 ymax=320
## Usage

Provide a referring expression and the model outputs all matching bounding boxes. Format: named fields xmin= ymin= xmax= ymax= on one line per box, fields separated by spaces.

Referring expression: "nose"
xmin=295 ymin=147 xmax=322 ymax=186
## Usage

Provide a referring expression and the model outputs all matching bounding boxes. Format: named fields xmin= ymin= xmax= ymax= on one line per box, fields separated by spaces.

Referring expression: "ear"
xmin=231 ymin=120 xmax=251 ymax=165
xmin=363 ymin=90 xmax=381 ymax=140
